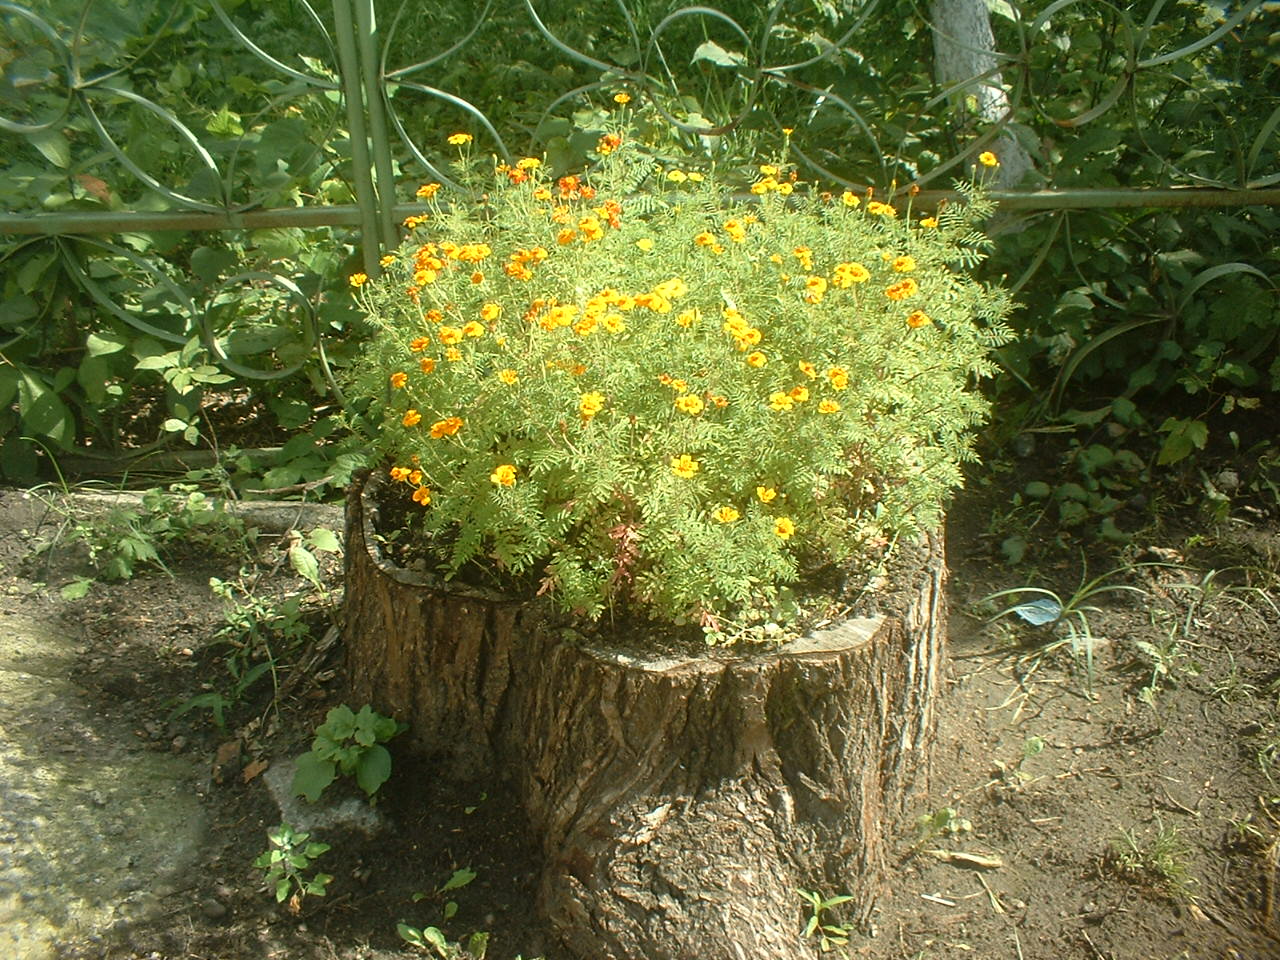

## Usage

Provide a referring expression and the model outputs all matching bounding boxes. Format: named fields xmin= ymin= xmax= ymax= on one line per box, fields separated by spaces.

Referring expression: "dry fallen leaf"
xmin=242 ymin=758 xmax=270 ymax=783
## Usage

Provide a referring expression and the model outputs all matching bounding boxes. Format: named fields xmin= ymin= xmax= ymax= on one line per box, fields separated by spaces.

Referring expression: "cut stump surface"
xmin=343 ymin=476 xmax=947 ymax=960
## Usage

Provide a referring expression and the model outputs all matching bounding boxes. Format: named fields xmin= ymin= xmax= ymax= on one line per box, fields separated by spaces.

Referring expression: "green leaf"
xmin=86 ymin=331 xmax=128 ymax=356
xmin=275 ymin=878 xmax=292 ymax=902
xmin=17 ymin=372 xmax=72 ymax=445
xmin=307 ymin=528 xmax=341 ymax=553
xmin=26 ymin=129 xmax=70 ymax=168
xmin=291 ymin=751 xmax=337 ymax=803
xmin=60 ymin=577 xmax=93 ymax=600
xmin=1156 ymin=417 xmax=1208 ymax=465
xmin=692 ymin=40 xmax=746 ymax=67
xmin=206 ymin=106 xmax=244 ymax=138
xmin=355 ymin=743 xmax=392 ymax=797
xmin=438 ymin=866 xmax=477 ymax=893
xmin=288 ymin=544 xmax=320 ymax=585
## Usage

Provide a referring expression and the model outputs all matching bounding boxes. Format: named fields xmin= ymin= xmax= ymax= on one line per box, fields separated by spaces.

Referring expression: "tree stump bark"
xmin=343 ymin=475 xmax=946 ymax=960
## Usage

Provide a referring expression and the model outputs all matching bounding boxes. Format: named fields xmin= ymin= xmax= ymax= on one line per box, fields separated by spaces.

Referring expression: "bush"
xmin=345 ymin=120 xmax=1011 ymax=638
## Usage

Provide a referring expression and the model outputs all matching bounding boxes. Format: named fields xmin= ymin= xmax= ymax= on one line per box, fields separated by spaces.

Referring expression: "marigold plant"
xmin=346 ymin=131 xmax=1012 ymax=640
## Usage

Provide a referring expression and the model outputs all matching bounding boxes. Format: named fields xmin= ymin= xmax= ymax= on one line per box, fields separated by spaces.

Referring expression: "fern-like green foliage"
xmin=345 ymin=127 xmax=1013 ymax=638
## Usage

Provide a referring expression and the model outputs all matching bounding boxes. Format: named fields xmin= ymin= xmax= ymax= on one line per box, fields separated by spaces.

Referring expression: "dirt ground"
xmin=1 ymin=450 xmax=1278 ymax=960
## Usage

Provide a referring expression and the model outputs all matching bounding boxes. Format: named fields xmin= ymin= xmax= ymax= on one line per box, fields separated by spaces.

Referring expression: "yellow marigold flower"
xmin=818 ymin=399 xmax=840 ymax=414
xmin=389 ymin=466 xmax=411 ymax=482
xmin=978 ymin=151 xmax=998 ymax=167
xmin=416 ymin=183 xmax=441 ymax=199
xmin=579 ymin=391 xmax=605 ymax=420
xmin=750 ymin=178 xmax=776 ymax=195
xmin=407 ymin=469 xmax=423 ymax=486
xmin=445 ymin=347 xmax=462 ymax=362
xmin=517 ymin=157 xmax=541 ymax=169
xmin=497 ymin=368 xmax=518 ymax=384
xmin=827 ymin=366 xmax=849 ymax=390
xmin=798 ymin=360 xmax=816 ymax=379
xmin=676 ymin=308 xmax=700 ymax=328
xmin=402 ymin=409 xmax=422 ymax=427
xmin=789 ymin=385 xmax=809 ymax=403
xmin=469 ymin=271 xmax=483 ymax=285
xmin=556 ymin=228 xmax=576 ymax=246
xmin=412 ymin=486 xmax=432 ymax=506
xmin=389 ymin=371 xmax=407 ymax=389
xmin=892 ymin=255 xmax=917 ymax=273
xmin=490 ymin=463 xmax=517 ymax=486
xmin=746 ymin=351 xmax=767 ymax=368
xmin=793 ymin=246 xmax=814 ymax=270
xmin=597 ymin=133 xmax=622 ymax=155
xmin=447 ymin=132 xmax=473 ymax=145
xmin=666 ymin=169 xmax=687 ymax=183
xmin=907 ymin=310 xmax=932 ymax=328
xmin=602 ymin=313 xmax=625 ymax=334
xmin=579 ymin=216 xmax=604 ymax=242
xmin=804 ymin=276 xmax=828 ymax=304
xmin=920 ymin=216 xmax=938 ymax=228
xmin=529 ymin=186 xmax=551 ymax=202
xmin=480 ymin=302 xmax=501 ymax=322
xmin=694 ymin=231 xmax=716 ymax=247
xmin=674 ymin=394 xmax=704 ymax=416
xmin=866 ymin=201 xmax=897 ymax=218
xmin=773 ymin=517 xmax=796 ymax=540
xmin=711 ymin=395 xmax=727 ymax=408
xmin=349 ymin=272 xmax=368 ymax=288
xmin=574 ymin=315 xmax=599 ymax=336
xmin=613 ymin=92 xmax=631 ymax=104
xmin=713 ymin=506 xmax=740 ymax=524
xmin=379 ymin=254 xmax=396 ymax=268
xmin=653 ymin=277 xmax=688 ymax=300
xmin=670 ymin=454 xmax=699 ymax=478
xmin=462 ymin=320 xmax=485 ymax=338
xmin=403 ymin=215 xmax=427 ymax=229
xmin=885 ymin=278 xmax=919 ymax=301
xmin=636 ymin=238 xmax=654 ymax=252
xmin=841 ymin=190 xmax=860 ymax=208
xmin=769 ymin=391 xmax=794 ymax=412
xmin=723 ymin=219 xmax=746 ymax=243
xmin=419 ymin=357 xmax=436 ymax=374
xmin=439 ymin=325 xmax=463 ymax=345
xmin=429 ymin=416 xmax=463 ymax=439
xmin=757 ymin=486 xmax=778 ymax=504
xmin=735 ymin=327 xmax=762 ymax=349
xmin=670 ymin=378 xmax=688 ymax=392
xmin=409 ymin=336 xmax=430 ymax=353
xmin=781 ymin=127 xmax=793 ymax=136
xmin=686 ymin=171 xmax=704 ymax=182
xmin=777 ymin=181 xmax=794 ymax=196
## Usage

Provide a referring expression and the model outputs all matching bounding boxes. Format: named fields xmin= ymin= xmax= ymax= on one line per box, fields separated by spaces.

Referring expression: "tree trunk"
xmin=343 ymin=474 xmax=946 ymax=960
xmin=930 ymin=0 xmax=1034 ymax=188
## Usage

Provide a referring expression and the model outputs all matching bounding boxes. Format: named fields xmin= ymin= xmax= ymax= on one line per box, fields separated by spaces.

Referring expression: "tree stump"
xmin=344 ymin=475 xmax=946 ymax=960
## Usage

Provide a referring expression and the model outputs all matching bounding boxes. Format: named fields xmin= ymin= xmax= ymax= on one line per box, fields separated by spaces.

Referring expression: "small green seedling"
xmin=292 ymin=703 xmax=406 ymax=802
xmin=798 ymin=888 xmax=854 ymax=953
xmin=254 ymin=823 xmax=333 ymax=905
xmin=916 ymin=806 xmax=973 ymax=842
xmin=398 ymin=923 xmax=489 ymax=959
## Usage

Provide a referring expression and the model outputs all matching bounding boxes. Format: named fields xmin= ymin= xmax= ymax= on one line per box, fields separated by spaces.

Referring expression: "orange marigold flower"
xmin=907 ymin=310 xmax=932 ymax=328
xmin=389 ymin=466 xmax=411 ymax=482
xmin=597 ymin=133 xmax=622 ymax=155
xmin=557 ymin=228 xmax=576 ymax=246
xmin=402 ymin=409 xmax=422 ymax=427
xmin=885 ymin=278 xmax=919 ymax=301
xmin=470 ymin=271 xmax=484 ymax=284
xmin=411 ymin=485 xmax=432 ymax=506
xmin=490 ymin=464 xmax=517 ymax=486
xmin=416 ymin=183 xmax=441 ymax=199
xmin=429 ymin=417 xmax=463 ymax=439
xmin=773 ymin=517 xmax=796 ymax=540
xmin=419 ymin=357 xmax=436 ymax=374
xmin=670 ymin=454 xmax=699 ymax=478
xmin=425 ymin=309 xmax=443 ymax=323
xmin=389 ymin=371 xmax=408 ymax=389
xmin=409 ymin=336 xmax=430 ymax=351
xmin=407 ymin=469 xmax=423 ymax=486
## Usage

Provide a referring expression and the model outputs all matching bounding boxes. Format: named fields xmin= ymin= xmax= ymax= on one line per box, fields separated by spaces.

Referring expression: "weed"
xmin=1108 ymin=819 xmax=1199 ymax=900
xmin=979 ymin=563 xmax=1149 ymax=696
xmin=400 ymin=867 xmax=485 ymax=957
xmin=292 ymin=703 xmax=406 ymax=803
xmin=798 ymin=888 xmax=855 ymax=953
xmin=915 ymin=806 xmax=973 ymax=843
xmin=254 ymin=823 xmax=333 ymax=908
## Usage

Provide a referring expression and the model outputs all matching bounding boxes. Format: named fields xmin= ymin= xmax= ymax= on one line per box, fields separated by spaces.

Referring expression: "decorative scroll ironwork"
xmin=0 ymin=0 xmax=1276 ymax=393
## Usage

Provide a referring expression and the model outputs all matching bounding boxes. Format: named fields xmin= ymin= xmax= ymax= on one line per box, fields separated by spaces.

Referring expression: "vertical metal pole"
xmin=353 ymin=0 xmax=399 ymax=251
xmin=331 ymin=0 xmax=381 ymax=277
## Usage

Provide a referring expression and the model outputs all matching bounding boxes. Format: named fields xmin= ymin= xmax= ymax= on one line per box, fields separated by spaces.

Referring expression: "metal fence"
xmin=1 ymin=0 xmax=1276 ymax=403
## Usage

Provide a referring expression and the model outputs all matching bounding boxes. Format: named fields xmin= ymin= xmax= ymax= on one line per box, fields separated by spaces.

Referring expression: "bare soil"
xmin=1 ymin=456 xmax=1278 ymax=960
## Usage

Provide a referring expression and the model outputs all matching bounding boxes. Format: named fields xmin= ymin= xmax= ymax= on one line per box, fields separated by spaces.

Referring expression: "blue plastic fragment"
xmin=1011 ymin=597 xmax=1062 ymax=626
